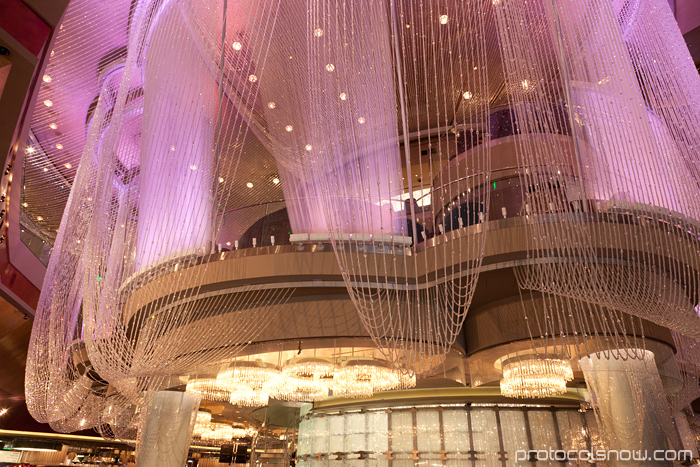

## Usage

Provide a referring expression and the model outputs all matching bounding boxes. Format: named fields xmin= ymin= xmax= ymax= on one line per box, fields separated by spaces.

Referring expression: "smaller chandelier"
xmin=193 ymin=410 xmax=212 ymax=437
xmin=334 ymin=358 xmax=398 ymax=398
xmin=200 ymin=422 xmax=234 ymax=445
xmin=229 ymin=385 xmax=269 ymax=407
xmin=186 ymin=377 xmax=231 ymax=402
xmin=282 ymin=357 xmax=336 ymax=387
xmin=231 ymin=424 xmax=258 ymax=439
xmin=218 ymin=361 xmax=280 ymax=390
xmin=500 ymin=356 xmax=574 ymax=399
xmin=266 ymin=376 xmax=329 ymax=402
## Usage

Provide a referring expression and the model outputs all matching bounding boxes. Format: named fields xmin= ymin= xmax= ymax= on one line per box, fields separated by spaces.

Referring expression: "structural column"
xmin=137 ymin=390 xmax=198 ymax=467
xmin=580 ymin=350 xmax=675 ymax=466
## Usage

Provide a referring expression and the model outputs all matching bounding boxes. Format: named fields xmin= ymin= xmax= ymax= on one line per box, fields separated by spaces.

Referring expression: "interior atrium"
xmin=2 ymin=0 xmax=700 ymax=466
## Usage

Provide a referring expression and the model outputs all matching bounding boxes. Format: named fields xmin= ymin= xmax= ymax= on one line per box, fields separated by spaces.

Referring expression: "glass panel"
xmin=416 ymin=410 xmax=441 ymax=453
xmin=499 ymin=410 xmax=528 ymax=467
xmin=391 ymin=412 xmax=415 ymax=453
xmin=470 ymin=409 xmax=500 ymax=467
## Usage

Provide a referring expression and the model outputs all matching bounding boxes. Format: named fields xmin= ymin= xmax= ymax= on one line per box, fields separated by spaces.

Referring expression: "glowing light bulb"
xmin=305 ymin=144 xmax=313 ymax=151
xmin=49 ymin=123 xmax=58 ymax=130
xmin=43 ymin=167 xmax=48 ymax=172
xmin=463 ymin=91 xmax=473 ymax=99
xmin=325 ymin=64 xmax=335 ymax=72
xmin=219 ymin=177 xmax=224 ymax=183
xmin=339 ymin=93 xmax=347 ymax=101
xmin=285 ymin=125 xmax=293 ymax=132
xmin=249 ymin=74 xmax=258 ymax=83
xmin=43 ymin=74 xmax=52 ymax=83
xmin=22 ymin=203 xmax=28 ymax=208
xmin=44 ymin=99 xmax=53 ymax=107
xmin=273 ymin=178 xmax=280 ymax=185
xmin=26 ymin=147 xmax=35 ymax=154
xmin=267 ymin=102 xmax=276 ymax=109
xmin=232 ymin=42 xmax=242 ymax=50
xmin=64 ymin=163 xmax=72 ymax=169
xmin=521 ymin=79 xmax=530 ymax=90
xmin=247 ymin=182 xmax=254 ymax=188
xmin=55 ymin=143 xmax=63 ymax=150
xmin=190 ymin=164 xmax=197 ymax=170
xmin=314 ymin=28 xmax=324 ymax=37
xmin=357 ymin=117 xmax=366 ymax=124
xmin=440 ymin=15 xmax=449 ymax=24
xmin=37 ymin=216 xmax=43 ymax=221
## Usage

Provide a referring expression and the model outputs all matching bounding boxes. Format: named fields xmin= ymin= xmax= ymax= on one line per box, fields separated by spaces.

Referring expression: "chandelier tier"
xmin=499 ymin=357 xmax=574 ymax=399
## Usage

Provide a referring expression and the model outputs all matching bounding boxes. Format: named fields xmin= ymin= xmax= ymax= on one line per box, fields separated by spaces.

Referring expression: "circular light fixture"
xmin=272 ymin=178 xmax=280 ymax=185
xmin=64 ymin=163 xmax=72 ymax=169
xmin=282 ymin=357 xmax=336 ymax=389
xmin=499 ymin=356 xmax=573 ymax=399
xmin=246 ymin=182 xmax=253 ymax=188
xmin=357 ymin=117 xmax=366 ymax=124
xmin=305 ymin=144 xmax=312 ymax=151
xmin=334 ymin=358 xmax=401 ymax=399
xmin=463 ymin=91 xmax=473 ymax=99
xmin=219 ymin=177 xmax=224 ymax=183
xmin=43 ymin=74 xmax=52 ymax=83
xmin=339 ymin=93 xmax=347 ymax=101
xmin=229 ymin=385 xmax=268 ymax=407
xmin=186 ymin=377 xmax=231 ymax=402
xmin=49 ymin=123 xmax=58 ymax=130
xmin=285 ymin=125 xmax=293 ymax=132
xmin=232 ymin=41 xmax=242 ymax=51
xmin=313 ymin=28 xmax=324 ymax=37
xmin=267 ymin=102 xmax=276 ymax=109
xmin=55 ymin=143 xmax=63 ymax=150
xmin=44 ymin=99 xmax=53 ymax=107
xmin=325 ymin=64 xmax=335 ymax=72
xmin=248 ymin=74 xmax=258 ymax=83
xmin=440 ymin=15 xmax=449 ymax=24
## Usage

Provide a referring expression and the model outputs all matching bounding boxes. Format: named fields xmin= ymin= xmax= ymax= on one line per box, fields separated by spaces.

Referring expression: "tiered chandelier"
xmin=499 ymin=357 xmax=574 ymax=399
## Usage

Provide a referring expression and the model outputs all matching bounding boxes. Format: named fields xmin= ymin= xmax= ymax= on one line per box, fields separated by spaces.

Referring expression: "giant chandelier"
xmin=21 ymin=0 xmax=700 ymax=448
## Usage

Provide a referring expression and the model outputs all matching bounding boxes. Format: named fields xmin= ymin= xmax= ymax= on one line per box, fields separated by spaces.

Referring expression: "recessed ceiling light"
xmin=43 ymin=167 xmax=49 ymax=172
xmin=357 ymin=117 xmax=366 ymax=124
xmin=267 ymin=102 xmax=276 ymax=109
xmin=314 ymin=28 xmax=324 ymax=37
xmin=22 ymin=203 xmax=28 ymax=208
xmin=64 ymin=163 xmax=72 ymax=169
xmin=246 ymin=182 xmax=253 ymax=188
xmin=49 ymin=123 xmax=58 ymax=130
xmin=190 ymin=164 xmax=197 ymax=170
xmin=232 ymin=41 xmax=242 ymax=50
xmin=219 ymin=177 xmax=224 ymax=183
xmin=273 ymin=178 xmax=280 ymax=185
xmin=339 ymin=93 xmax=347 ymax=101
xmin=37 ymin=216 xmax=43 ymax=221
xmin=44 ymin=99 xmax=53 ymax=107
xmin=55 ymin=143 xmax=63 ymax=150
xmin=440 ymin=15 xmax=448 ymax=24
xmin=26 ymin=147 xmax=35 ymax=154
xmin=325 ymin=64 xmax=335 ymax=72
xmin=463 ymin=91 xmax=473 ymax=99
xmin=305 ymin=144 xmax=312 ymax=151
xmin=285 ymin=125 xmax=293 ymax=132
xmin=248 ymin=74 xmax=258 ymax=83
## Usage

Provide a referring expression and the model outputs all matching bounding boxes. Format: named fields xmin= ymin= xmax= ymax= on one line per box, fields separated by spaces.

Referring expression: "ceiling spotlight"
xmin=232 ymin=41 xmax=242 ymax=51
xmin=357 ymin=117 xmax=366 ymax=124
xmin=339 ymin=93 xmax=347 ymax=101
xmin=43 ymin=74 xmax=52 ymax=83
xmin=49 ymin=123 xmax=58 ymax=130
xmin=314 ymin=28 xmax=324 ymax=37
xmin=273 ymin=178 xmax=280 ymax=185
xmin=267 ymin=102 xmax=276 ymax=109
xmin=463 ymin=91 xmax=473 ymax=99
xmin=226 ymin=241 xmax=232 ymax=246
xmin=440 ymin=15 xmax=449 ymax=24
xmin=521 ymin=79 xmax=530 ymax=90
xmin=249 ymin=74 xmax=258 ymax=83
xmin=285 ymin=125 xmax=293 ymax=132
xmin=246 ymin=182 xmax=253 ymax=188
xmin=37 ymin=216 xmax=43 ymax=221
xmin=64 ymin=163 xmax=72 ymax=169
xmin=325 ymin=64 xmax=335 ymax=72
xmin=22 ymin=203 xmax=28 ymax=208
xmin=219 ymin=177 xmax=224 ymax=183
xmin=305 ymin=144 xmax=312 ymax=151
xmin=26 ymin=147 xmax=35 ymax=154
xmin=44 ymin=99 xmax=53 ymax=107
xmin=190 ymin=164 xmax=197 ymax=170
xmin=43 ymin=167 xmax=49 ymax=172
xmin=55 ymin=143 xmax=63 ymax=150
